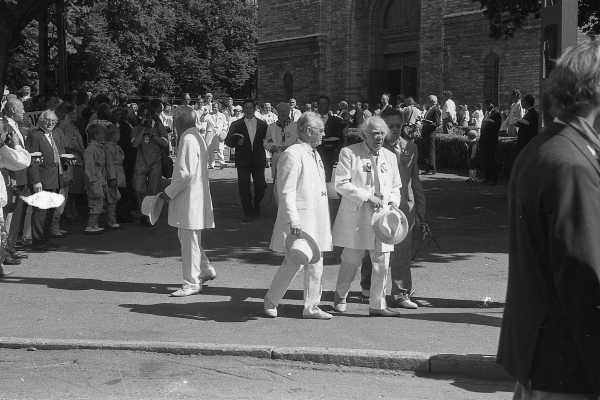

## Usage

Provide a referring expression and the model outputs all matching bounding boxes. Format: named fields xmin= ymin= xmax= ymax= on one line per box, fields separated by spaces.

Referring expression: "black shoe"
xmin=369 ymin=308 xmax=400 ymax=317
xmin=29 ymin=243 xmax=58 ymax=252
xmin=3 ymin=256 xmax=21 ymax=266
xmin=241 ymin=216 xmax=253 ymax=223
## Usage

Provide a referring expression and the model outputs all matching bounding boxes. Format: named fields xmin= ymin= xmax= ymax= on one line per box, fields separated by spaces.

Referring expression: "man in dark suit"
xmin=315 ymin=95 xmax=348 ymax=182
xmin=498 ymin=39 xmax=600 ymax=399
xmin=225 ymin=99 xmax=268 ymax=222
xmin=514 ymin=94 xmax=540 ymax=155
xmin=420 ymin=94 xmax=442 ymax=174
xmin=479 ymin=101 xmax=502 ymax=184
xmin=26 ymin=110 xmax=61 ymax=251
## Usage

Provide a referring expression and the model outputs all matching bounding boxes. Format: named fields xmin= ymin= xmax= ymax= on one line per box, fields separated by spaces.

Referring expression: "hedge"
xmin=416 ymin=133 xmax=519 ymax=180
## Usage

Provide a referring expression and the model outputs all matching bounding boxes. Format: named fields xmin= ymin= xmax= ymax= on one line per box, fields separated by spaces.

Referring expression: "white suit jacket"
xmin=0 ymin=143 xmax=31 ymax=208
xmin=270 ymin=142 xmax=332 ymax=254
xmin=332 ymin=142 xmax=401 ymax=252
xmin=164 ymin=127 xmax=215 ymax=230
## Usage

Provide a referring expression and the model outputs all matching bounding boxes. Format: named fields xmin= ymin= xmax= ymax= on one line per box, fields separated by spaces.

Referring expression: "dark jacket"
xmin=317 ymin=113 xmax=348 ymax=181
xmin=497 ymin=116 xmax=600 ymax=395
xmin=225 ymin=117 xmax=268 ymax=168
xmin=515 ymin=107 xmax=540 ymax=152
xmin=26 ymin=128 xmax=60 ymax=190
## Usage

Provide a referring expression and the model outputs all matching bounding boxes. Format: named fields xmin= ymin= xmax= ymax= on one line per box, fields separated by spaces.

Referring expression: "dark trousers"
xmin=7 ymin=186 xmax=30 ymax=252
xmin=421 ymin=126 xmax=437 ymax=172
xmin=31 ymin=188 xmax=58 ymax=245
xmin=480 ymin=133 xmax=499 ymax=183
xmin=237 ymin=166 xmax=266 ymax=217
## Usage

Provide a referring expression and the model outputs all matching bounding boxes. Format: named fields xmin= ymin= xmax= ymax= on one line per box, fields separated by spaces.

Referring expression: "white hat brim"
xmin=285 ymin=230 xmax=321 ymax=264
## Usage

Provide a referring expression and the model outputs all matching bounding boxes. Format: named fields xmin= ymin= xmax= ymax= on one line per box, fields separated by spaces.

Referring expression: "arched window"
xmin=482 ymin=53 xmax=500 ymax=105
xmin=283 ymin=72 xmax=293 ymax=99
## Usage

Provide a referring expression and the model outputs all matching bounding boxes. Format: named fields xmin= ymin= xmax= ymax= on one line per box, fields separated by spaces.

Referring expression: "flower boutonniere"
xmin=363 ymin=162 xmax=372 ymax=173
xmin=380 ymin=161 xmax=388 ymax=173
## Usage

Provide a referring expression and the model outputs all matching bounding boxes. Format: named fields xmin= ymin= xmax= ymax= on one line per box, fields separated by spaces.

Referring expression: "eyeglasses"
xmin=43 ymin=119 xmax=59 ymax=125
xmin=309 ymin=127 xmax=325 ymax=134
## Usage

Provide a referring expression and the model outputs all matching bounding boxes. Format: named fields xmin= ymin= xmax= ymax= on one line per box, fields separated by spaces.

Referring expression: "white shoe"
xmin=263 ymin=306 xmax=277 ymax=318
xmin=303 ymin=308 xmax=333 ymax=320
xmin=170 ymin=287 xmax=201 ymax=297
xmin=108 ymin=223 xmax=121 ymax=229
xmin=84 ymin=226 xmax=104 ymax=234
xmin=333 ymin=293 xmax=347 ymax=313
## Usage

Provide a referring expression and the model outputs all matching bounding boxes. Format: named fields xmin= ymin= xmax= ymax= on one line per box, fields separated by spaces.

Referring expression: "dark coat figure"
xmin=420 ymin=104 xmax=441 ymax=173
xmin=316 ymin=113 xmax=348 ymax=182
xmin=26 ymin=127 xmax=61 ymax=248
xmin=478 ymin=107 xmax=502 ymax=184
xmin=515 ymin=107 xmax=540 ymax=154
xmin=225 ymin=117 xmax=268 ymax=219
xmin=498 ymin=116 xmax=600 ymax=396
xmin=117 ymin=119 xmax=137 ymax=220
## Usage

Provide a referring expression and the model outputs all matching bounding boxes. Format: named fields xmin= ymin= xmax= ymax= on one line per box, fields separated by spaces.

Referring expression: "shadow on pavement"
xmin=0 ymin=276 xmax=177 ymax=294
xmin=120 ymin=301 xmax=262 ymax=322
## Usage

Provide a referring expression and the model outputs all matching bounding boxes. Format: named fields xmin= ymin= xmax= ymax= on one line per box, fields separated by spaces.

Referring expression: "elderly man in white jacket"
xmin=264 ymin=112 xmax=333 ymax=319
xmin=332 ymin=116 xmax=402 ymax=317
xmin=0 ymin=116 xmax=31 ymax=278
xmin=159 ymin=108 xmax=216 ymax=297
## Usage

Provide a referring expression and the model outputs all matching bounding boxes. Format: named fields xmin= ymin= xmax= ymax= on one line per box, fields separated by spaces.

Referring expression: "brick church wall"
xmin=257 ymin=0 xmax=542 ymax=111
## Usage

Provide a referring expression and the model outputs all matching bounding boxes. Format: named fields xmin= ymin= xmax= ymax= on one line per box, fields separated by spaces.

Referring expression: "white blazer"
xmin=164 ymin=127 xmax=215 ymax=230
xmin=270 ymin=142 xmax=332 ymax=254
xmin=0 ymin=143 xmax=31 ymax=207
xmin=332 ymin=142 xmax=401 ymax=252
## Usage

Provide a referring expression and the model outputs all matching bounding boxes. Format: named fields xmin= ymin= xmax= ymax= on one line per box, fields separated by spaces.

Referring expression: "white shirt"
xmin=244 ymin=117 xmax=257 ymax=146
xmin=290 ymin=108 xmax=302 ymax=122
xmin=472 ymin=109 xmax=484 ymax=129
xmin=206 ymin=112 xmax=228 ymax=136
xmin=195 ymin=109 xmax=208 ymax=132
xmin=442 ymin=99 xmax=457 ymax=122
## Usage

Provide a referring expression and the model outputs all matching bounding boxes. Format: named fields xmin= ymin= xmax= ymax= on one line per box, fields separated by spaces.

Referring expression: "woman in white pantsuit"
xmin=158 ymin=108 xmax=216 ymax=297
xmin=332 ymin=116 xmax=402 ymax=316
xmin=264 ymin=112 xmax=333 ymax=319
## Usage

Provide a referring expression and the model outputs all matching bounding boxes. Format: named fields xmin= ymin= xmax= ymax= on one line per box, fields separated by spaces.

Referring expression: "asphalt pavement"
xmin=0 ymin=348 xmax=514 ymax=400
xmin=0 ymin=168 xmax=509 ymax=359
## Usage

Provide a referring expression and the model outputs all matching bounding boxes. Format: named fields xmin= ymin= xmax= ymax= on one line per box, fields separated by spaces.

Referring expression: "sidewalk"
xmin=0 ymin=169 xmax=509 ymax=378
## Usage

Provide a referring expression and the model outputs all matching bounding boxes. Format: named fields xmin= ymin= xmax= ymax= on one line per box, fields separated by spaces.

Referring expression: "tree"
xmin=474 ymin=0 xmax=600 ymax=38
xmin=0 ymin=0 xmax=54 ymax=90
xmin=2 ymin=0 xmax=258 ymax=98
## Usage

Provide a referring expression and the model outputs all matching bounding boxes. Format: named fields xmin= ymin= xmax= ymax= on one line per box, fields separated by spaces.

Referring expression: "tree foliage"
xmin=474 ymin=0 xmax=600 ymax=38
xmin=4 ymin=0 xmax=257 ymax=97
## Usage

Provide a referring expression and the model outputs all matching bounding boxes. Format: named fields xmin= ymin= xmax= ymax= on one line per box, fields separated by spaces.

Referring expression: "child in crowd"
xmin=466 ymin=129 xmax=480 ymax=183
xmin=104 ymin=128 xmax=125 ymax=229
xmin=84 ymin=124 xmax=107 ymax=233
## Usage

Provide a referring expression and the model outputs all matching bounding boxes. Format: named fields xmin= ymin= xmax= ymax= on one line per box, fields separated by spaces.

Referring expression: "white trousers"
xmin=177 ymin=228 xmax=215 ymax=288
xmin=336 ymin=248 xmax=390 ymax=310
xmin=265 ymin=254 xmax=323 ymax=314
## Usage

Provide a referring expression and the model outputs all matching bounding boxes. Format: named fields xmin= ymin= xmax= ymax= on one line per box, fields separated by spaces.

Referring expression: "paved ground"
xmin=0 ymin=168 xmax=508 ymax=356
xmin=0 ymin=349 xmax=514 ymax=399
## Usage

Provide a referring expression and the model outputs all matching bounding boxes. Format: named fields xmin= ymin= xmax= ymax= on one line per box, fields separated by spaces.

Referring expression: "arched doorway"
xmin=283 ymin=71 xmax=294 ymax=100
xmin=369 ymin=0 xmax=421 ymax=104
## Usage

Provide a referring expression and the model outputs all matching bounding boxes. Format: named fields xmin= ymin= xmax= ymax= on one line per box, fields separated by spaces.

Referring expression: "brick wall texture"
xmin=257 ymin=0 xmax=541 ymax=110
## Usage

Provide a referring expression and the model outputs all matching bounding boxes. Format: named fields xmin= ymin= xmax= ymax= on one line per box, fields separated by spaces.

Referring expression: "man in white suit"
xmin=332 ymin=116 xmax=402 ymax=317
xmin=264 ymin=112 xmax=333 ymax=319
xmin=158 ymin=108 xmax=216 ymax=297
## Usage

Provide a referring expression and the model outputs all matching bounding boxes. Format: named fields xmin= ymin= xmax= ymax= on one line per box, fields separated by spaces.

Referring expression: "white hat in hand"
xmin=21 ymin=191 xmax=65 ymax=210
xmin=285 ymin=230 xmax=321 ymax=265
xmin=141 ymin=195 xmax=165 ymax=225
xmin=372 ymin=205 xmax=409 ymax=245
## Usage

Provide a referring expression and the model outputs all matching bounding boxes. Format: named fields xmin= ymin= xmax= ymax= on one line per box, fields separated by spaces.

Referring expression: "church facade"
xmin=257 ymin=0 xmax=541 ymax=108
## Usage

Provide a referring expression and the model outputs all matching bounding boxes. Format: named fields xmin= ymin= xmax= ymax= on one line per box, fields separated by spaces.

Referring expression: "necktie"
xmin=372 ymin=153 xmax=381 ymax=196
xmin=49 ymin=132 xmax=62 ymax=173
xmin=313 ymin=150 xmax=327 ymax=197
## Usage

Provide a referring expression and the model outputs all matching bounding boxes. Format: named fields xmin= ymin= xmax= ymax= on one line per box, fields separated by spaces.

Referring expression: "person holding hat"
xmin=158 ymin=107 xmax=216 ymax=297
xmin=264 ymin=112 xmax=332 ymax=319
xmin=332 ymin=116 xmax=402 ymax=317
xmin=360 ymin=110 xmax=426 ymax=309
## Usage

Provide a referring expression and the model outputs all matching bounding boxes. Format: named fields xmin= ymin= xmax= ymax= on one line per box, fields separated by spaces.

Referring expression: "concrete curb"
xmin=0 ymin=337 xmax=510 ymax=381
